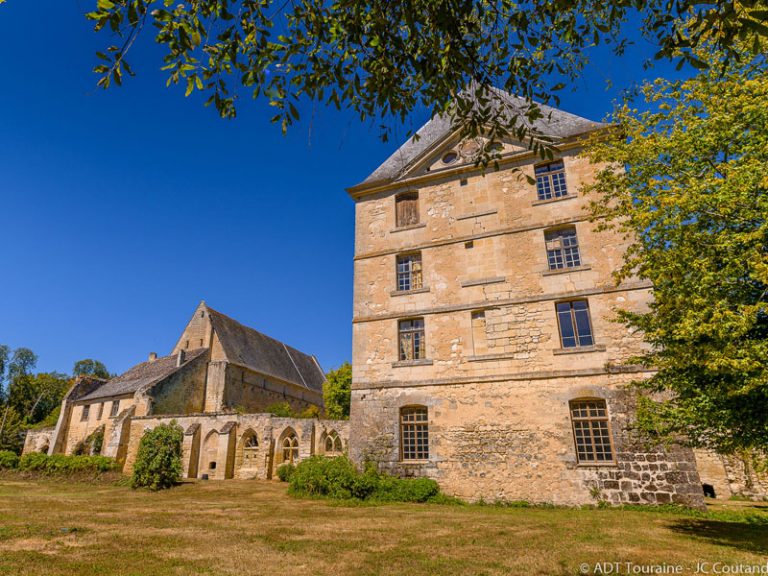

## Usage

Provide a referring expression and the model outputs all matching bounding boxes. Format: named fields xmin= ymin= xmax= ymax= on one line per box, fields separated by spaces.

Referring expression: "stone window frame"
xmin=398 ymin=317 xmax=426 ymax=361
xmin=534 ymin=160 xmax=568 ymax=201
xmin=395 ymin=251 xmax=424 ymax=292
xmin=569 ymin=398 xmax=616 ymax=465
xmin=281 ymin=432 xmax=299 ymax=464
xmin=80 ymin=404 xmax=90 ymax=422
xmin=544 ymin=226 xmax=582 ymax=270
xmin=323 ymin=430 xmax=343 ymax=455
xmin=400 ymin=405 xmax=429 ymax=462
xmin=110 ymin=400 xmax=120 ymax=418
xmin=395 ymin=191 xmax=420 ymax=228
xmin=555 ymin=299 xmax=595 ymax=349
xmin=96 ymin=402 xmax=104 ymax=421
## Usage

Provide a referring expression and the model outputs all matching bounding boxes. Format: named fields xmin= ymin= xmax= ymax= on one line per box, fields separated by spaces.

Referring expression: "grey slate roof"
xmin=78 ymin=348 xmax=208 ymax=402
xmin=359 ymin=90 xmax=607 ymax=188
xmin=206 ymin=306 xmax=326 ymax=393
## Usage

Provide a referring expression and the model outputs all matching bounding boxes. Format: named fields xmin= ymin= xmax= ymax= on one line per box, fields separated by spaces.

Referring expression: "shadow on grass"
xmin=668 ymin=519 xmax=768 ymax=555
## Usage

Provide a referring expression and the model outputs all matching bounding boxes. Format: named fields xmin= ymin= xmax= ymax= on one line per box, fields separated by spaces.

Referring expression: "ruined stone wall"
xmin=22 ymin=428 xmax=54 ymax=455
xmin=695 ymin=449 xmax=768 ymax=501
xmin=350 ymin=374 xmax=702 ymax=507
xmin=123 ymin=412 xmax=349 ymax=480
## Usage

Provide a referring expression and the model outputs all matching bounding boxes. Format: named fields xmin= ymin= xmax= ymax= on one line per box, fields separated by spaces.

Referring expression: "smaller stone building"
xmin=23 ymin=302 xmax=349 ymax=479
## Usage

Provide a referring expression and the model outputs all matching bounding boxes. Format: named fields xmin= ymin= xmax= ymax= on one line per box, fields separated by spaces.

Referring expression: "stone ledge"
xmin=389 ymin=223 xmax=426 ymax=234
xmin=391 ymin=359 xmax=434 ymax=368
xmin=390 ymin=286 xmax=431 ymax=297
xmin=456 ymin=209 xmax=498 ymax=221
xmin=542 ymin=264 xmax=592 ymax=276
xmin=532 ymin=194 xmax=577 ymax=207
xmin=460 ymin=276 xmax=506 ymax=288
xmin=552 ymin=344 xmax=607 ymax=355
xmin=352 ymin=365 xmax=657 ymax=390
xmin=466 ymin=352 xmax=519 ymax=363
xmin=353 ymin=281 xmax=653 ymax=324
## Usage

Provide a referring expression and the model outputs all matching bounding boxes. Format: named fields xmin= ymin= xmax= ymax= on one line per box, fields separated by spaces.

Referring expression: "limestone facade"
xmin=346 ymin=103 xmax=707 ymax=506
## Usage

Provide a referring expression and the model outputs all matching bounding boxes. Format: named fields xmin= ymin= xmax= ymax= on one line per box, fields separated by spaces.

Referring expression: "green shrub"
xmin=16 ymin=453 xmax=115 ymax=474
xmin=288 ymin=456 xmax=441 ymax=503
xmin=131 ymin=422 xmax=183 ymax=490
xmin=0 ymin=450 xmax=19 ymax=469
xmin=276 ymin=463 xmax=296 ymax=482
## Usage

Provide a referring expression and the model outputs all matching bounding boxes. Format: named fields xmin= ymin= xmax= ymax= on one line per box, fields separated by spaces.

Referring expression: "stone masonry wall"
xmin=350 ymin=374 xmax=703 ymax=507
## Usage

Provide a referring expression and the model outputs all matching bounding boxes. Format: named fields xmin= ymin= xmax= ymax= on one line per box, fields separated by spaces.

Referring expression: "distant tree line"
xmin=0 ymin=345 xmax=111 ymax=454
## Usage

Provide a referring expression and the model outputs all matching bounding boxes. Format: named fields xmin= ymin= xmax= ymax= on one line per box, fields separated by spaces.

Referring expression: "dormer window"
xmin=395 ymin=192 xmax=419 ymax=228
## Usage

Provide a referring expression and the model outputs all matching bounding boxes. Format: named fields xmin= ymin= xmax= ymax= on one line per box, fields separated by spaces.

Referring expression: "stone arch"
xmin=276 ymin=427 xmax=299 ymax=466
xmin=202 ymin=430 xmax=220 ymax=475
xmin=322 ymin=429 xmax=343 ymax=455
xmin=239 ymin=428 xmax=259 ymax=467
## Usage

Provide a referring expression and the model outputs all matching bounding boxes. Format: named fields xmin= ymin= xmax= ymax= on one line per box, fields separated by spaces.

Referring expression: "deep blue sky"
xmin=0 ymin=1 xmax=681 ymax=377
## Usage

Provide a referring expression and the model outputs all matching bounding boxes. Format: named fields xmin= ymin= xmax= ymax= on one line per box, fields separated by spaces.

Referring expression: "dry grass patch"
xmin=0 ymin=479 xmax=766 ymax=576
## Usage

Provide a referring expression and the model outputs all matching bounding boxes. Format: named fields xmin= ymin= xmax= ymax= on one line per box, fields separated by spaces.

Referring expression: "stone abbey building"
xmin=24 ymin=302 xmax=349 ymax=480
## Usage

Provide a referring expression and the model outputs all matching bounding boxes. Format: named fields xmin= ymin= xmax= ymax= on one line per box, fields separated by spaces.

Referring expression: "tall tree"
xmin=323 ymin=363 xmax=352 ymax=420
xmin=582 ymin=43 xmax=768 ymax=455
xmin=73 ymin=359 xmax=111 ymax=380
xmin=85 ymin=1 xmax=768 ymax=160
xmin=0 ymin=344 xmax=9 ymax=404
xmin=7 ymin=348 xmax=37 ymax=383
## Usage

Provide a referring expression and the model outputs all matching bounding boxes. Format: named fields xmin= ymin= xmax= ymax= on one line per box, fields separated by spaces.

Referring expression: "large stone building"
xmin=24 ymin=302 xmax=349 ymax=480
xmin=346 ymin=96 xmax=708 ymax=506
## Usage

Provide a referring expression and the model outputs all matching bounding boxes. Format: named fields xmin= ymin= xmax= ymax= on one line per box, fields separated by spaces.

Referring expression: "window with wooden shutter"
xmin=395 ymin=192 xmax=419 ymax=227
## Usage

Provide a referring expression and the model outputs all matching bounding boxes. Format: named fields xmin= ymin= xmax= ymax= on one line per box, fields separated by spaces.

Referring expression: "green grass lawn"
xmin=0 ymin=478 xmax=766 ymax=576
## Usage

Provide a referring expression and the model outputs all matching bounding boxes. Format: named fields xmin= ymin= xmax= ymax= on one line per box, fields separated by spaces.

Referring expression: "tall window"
xmin=96 ymin=403 xmax=104 ymax=420
xmin=395 ymin=192 xmax=419 ymax=227
xmin=81 ymin=404 xmax=90 ymax=421
xmin=110 ymin=400 xmax=120 ymax=417
xmin=471 ymin=310 xmax=488 ymax=355
xmin=398 ymin=318 xmax=425 ymax=361
xmin=396 ymin=253 xmax=423 ymax=291
xmin=535 ymin=161 xmax=568 ymax=200
xmin=282 ymin=433 xmax=299 ymax=464
xmin=556 ymin=300 xmax=594 ymax=348
xmin=400 ymin=406 xmax=429 ymax=460
xmin=570 ymin=399 xmax=614 ymax=463
xmin=545 ymin=227 xmax=581 ymax=270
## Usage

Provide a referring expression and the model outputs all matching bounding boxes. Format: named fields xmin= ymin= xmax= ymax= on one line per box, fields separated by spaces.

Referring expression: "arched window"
xmin=241 ymin=430 xmax=258 ymax=463
xmin=282 ymin=433 xmax=299 ymax=464
xmin=400 ymin=406 xmax=429 ymax=461
xmin=324 ymin=431 xmax=343 ymax=455
xmin=569 ymin=399 xmax=614 ymax=463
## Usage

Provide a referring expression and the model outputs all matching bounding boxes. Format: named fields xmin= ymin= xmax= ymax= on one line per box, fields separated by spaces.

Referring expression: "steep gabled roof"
xmin=78 ymin=348 xmax=208 ymax=402
xmin=205 ymin=306 xmax=326 ymax=394
xmin=357 ymin=90 xmax=607 ymax=189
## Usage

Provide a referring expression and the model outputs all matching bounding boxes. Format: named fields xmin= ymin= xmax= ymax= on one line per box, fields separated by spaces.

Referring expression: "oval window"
xmin=441 ymin=151 xmax=458 ymax=165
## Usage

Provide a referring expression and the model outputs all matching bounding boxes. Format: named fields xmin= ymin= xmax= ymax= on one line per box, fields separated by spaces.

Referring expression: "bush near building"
xmin=131 ymin=422 xmax=183 ymax=490
xmin=288 ymin=456 xmax=441 ymax=503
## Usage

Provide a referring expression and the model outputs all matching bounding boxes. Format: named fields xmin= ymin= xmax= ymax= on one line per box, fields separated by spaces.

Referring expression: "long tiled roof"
xmin=358 ymin=90 xmax=606 ymax=188
xmin=206 ymin=306 xmax=325 ymax=393
xmin=78 ymin=348 xmax=208 ymax=401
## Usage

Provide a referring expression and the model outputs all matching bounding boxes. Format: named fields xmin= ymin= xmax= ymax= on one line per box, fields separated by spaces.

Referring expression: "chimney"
xmin=177 ymin=349 xmax=186 ymax=367
xmin=148 ymin=352 xmax=157 ymax=362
